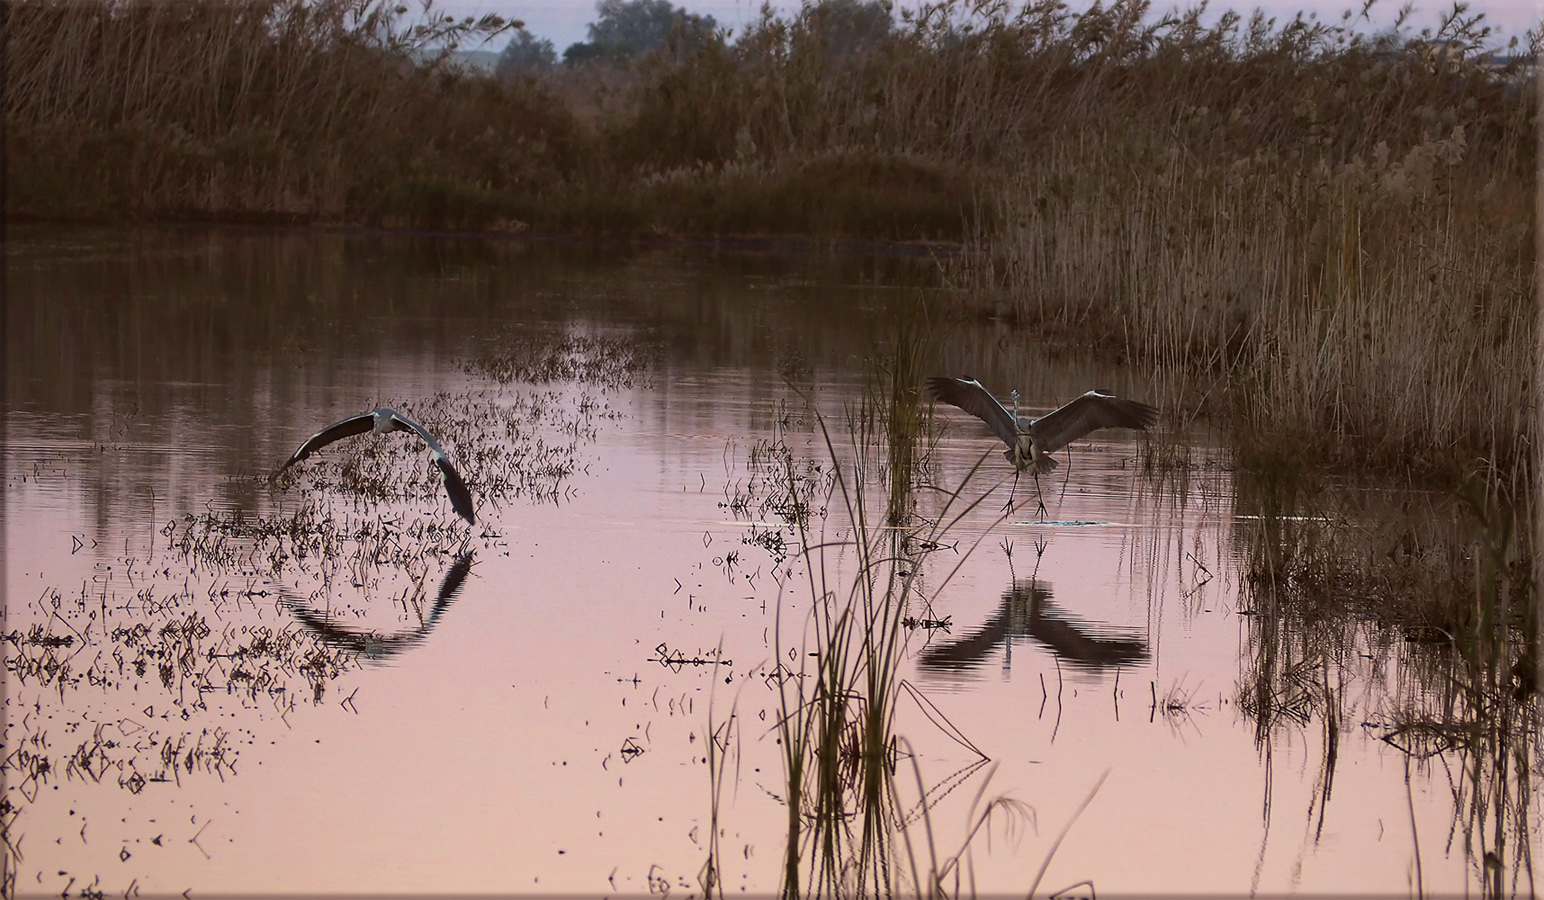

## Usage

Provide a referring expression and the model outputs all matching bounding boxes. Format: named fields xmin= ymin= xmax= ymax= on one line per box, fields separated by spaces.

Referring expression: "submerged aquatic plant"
xmin=0 ymin=558 xmax=367 ymax=896
xmin=463 ymin=331 xmax=659 ymax=391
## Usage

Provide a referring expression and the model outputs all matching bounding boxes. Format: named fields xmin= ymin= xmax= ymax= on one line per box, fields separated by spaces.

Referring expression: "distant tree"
xmin=497 ymin=29 xmax=558 ymax=75
xmin=561 ymin=0 xmax=717 ymax=65
xmin=806 ymin=0 xmax=893 ymax=57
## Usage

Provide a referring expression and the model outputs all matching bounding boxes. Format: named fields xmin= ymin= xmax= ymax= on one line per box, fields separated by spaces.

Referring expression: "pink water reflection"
xmin=3 ymin=227 xmax=1531 ymax=896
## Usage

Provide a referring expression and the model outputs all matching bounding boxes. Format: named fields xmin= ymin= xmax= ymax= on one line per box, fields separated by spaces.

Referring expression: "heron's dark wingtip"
xmin=923 ymin=375 xmax=968 ymax=399
xmin=435 ymin=456 xmax=477 ymax=525
xmin=1132 ymin=399 xmax=1161 ymax=428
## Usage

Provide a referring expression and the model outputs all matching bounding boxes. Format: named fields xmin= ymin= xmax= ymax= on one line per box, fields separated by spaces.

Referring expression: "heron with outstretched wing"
xmin=272 ymin=407 xmax=476 ymax=525
xmin=925 ymin=376 xmax=1157 ymax=515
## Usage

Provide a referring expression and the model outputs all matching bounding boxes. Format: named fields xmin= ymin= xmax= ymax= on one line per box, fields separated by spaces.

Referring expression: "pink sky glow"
xmin=439 ymin=0 xmax=1540 ymax=55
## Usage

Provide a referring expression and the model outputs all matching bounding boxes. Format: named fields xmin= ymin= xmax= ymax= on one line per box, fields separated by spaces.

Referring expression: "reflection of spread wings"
xmin=282 ymin=553 xmax=474 ymax=660
xmin=919 ymin=579 xmax=1147 ymax=672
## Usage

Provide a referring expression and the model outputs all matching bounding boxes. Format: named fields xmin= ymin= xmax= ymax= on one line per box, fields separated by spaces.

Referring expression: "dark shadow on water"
xmin=918 ymin=578 xmax=1147 ymax=673
xmin=281 ymin=552 xmax=474 ymax=660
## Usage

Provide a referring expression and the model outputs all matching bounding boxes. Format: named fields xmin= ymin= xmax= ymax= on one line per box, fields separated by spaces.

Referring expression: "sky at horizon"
xmin=438 ymin=0 xmax=1541 ymax=56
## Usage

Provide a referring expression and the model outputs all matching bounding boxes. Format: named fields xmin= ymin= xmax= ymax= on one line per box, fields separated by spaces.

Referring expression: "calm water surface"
xmin=3 ymin=226 xmax=1534 ymax=896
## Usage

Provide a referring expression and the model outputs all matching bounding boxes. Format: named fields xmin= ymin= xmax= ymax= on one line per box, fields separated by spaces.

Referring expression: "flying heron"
xmin=272 ymin=407 xmax=476 ymax=525
xmin=925 ymin=376 xmax=1157 ymax=514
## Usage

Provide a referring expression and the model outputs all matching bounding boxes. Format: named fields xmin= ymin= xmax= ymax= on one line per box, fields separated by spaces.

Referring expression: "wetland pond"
xmin=3 ymin=225 xmax=1537 ymax=896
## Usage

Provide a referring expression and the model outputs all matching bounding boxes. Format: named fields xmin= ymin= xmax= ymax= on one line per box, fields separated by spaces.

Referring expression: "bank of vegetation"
xmin=4 ymin=0 xmax=1536 ymax=482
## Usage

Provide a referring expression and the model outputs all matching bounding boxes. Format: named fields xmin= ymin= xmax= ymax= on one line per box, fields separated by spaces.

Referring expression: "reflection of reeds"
xmin=1234 ymin=460 xmax=1536 ymax=897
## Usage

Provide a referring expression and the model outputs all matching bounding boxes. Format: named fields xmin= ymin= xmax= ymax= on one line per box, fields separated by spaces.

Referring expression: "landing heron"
xmin=272 ymin=407 xmax=476 ymax=525
xmin=925 ymin=376 xmax=1157 ymax=515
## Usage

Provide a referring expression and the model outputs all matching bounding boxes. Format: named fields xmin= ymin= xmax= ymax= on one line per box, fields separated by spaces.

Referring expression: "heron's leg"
xmin=1032 ymin=471 xmax=1047 ymax=520
xmin=1002 ymin=469 xmax=1020 ymax=513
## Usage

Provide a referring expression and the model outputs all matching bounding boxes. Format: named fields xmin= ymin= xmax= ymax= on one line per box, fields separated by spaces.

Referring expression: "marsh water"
xmin=3 ymin=225 xmax=1536 ymax=896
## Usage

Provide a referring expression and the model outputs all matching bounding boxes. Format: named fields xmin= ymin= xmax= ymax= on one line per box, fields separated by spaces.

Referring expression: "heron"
xmin=925 ymin=376 xmax=1158 ymax=515
xmin=272 ymin=407 xmax=476 ymax=525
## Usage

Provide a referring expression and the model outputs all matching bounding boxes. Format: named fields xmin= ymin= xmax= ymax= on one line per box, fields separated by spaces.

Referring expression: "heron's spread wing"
xmin=273 ymin=413 xmax=377 ymax=476
xmin=1027 ymin=391 xmax=1158 ymax=454
xmin=925 ymin=377 xmax=1018 ymax=449
xmin=435 ymin=456 xmax=477 ymax=525
xmin=384 ymin=410 xmax=449 ymax=457
xmin=274 ymin=407 xmax=475 ymax=524
xmin=387 ymin=411 xmax=474 ymax=523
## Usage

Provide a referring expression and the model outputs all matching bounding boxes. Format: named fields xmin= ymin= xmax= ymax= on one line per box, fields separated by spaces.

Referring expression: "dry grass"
xmin=930 ymin=1 xmax=1535 ymax=479
xmin=6 ymin=0 xmax=1535 ymax=479
xmin=4 ymin=0 xmax=573 ymax=225
xmin=975 ymin=119 xmax=1532 ymax=477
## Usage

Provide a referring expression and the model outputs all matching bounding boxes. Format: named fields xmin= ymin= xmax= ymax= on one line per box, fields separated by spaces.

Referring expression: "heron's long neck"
xmin=1009 ymin=389 xmax=1020 ymax=422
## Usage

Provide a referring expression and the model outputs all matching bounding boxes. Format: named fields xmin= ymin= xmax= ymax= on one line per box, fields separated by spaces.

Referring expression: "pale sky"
xmin=441 ymin=0 xmax=1541 ymax=55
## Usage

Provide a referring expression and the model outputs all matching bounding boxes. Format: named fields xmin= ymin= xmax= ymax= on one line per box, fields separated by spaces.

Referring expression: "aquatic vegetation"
xmin=271 ymin=387 xmax=604 ymax=513
xmin=463 ymin=332 xmax=659 ymax=391
xmin=0 ymin=558 xmax=365 ymax=895
xmin=768 ymin=410 xmax=1035 ymax=896
xmin=701 ymin=331 xmax=1042 ymax=896
xmin=1232 ymin=461 xmax=1537 ymax=898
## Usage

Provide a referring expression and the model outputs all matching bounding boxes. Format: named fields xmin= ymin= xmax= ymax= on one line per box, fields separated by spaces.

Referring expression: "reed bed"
xmin=977 ymin=107 xmax=1533 ymax=477
xmin=933 ymin=0 xmax=1534 ymax=481
xmin=4 ymin=0 xmax=572 ymax=224
xmin=9 ymin=0 xmax=1533 ymax=482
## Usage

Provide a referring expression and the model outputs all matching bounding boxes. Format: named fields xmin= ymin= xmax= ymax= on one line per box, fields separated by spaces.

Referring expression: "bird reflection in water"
xmin=919 ymin=578 xmax=1146 ymax=673
xmin=282 ymin=552 xmax=474 ymax=661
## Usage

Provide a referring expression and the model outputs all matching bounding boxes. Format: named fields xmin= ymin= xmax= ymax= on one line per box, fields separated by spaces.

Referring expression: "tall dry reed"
xmin=4 ymin=0 xmax=573 ymax=224
xmin=8 ymin=0 xmax=1535 ymax=478
xmin=933 ymin=0 xmax=1535 ymax=480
